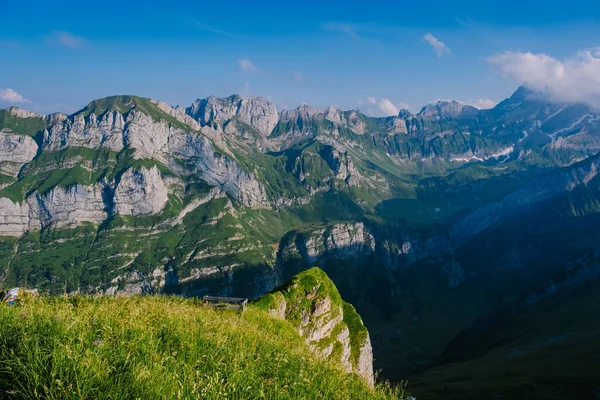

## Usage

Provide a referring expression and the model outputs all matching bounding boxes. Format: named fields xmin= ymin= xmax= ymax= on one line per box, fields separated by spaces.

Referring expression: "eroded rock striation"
xmin=255 ymin=268 xmax=374 ymax=385
xmin=114 ymin=166 xmax=169 ymax=216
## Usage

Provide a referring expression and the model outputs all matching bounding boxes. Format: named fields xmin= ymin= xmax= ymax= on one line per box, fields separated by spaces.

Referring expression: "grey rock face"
xmin=0 ymin=132 xmax=38 ymax=176
xmin=44 ymin=111 xmax=126 ymax=152
xmin=46 ymin=112 xmax=68 ymax=126
xmin=280 ymin=104 xmax=324 ymax=121
xmin=419 ymin=100 xmax=478 ymax=119
xmin=5 ymin=107 xmax=44 ymax=119
xmin=356 ymin=336 xmax=375 ymax=386
xmin=0 ymin=184 xmax=106 ymax=235
xmin=114 ymin=166 xmax=168 ymax=216
xmin=345 ymin=111 xmax=368 ymax=135
xmin=44 ymin=108 xmax=269 ymax=209
xmin=187 ymin=95 xmax=279 ymax=137
xmin=28 ymin=184 xmax=107 ymax=229
xmin=324 ymin=147 xmax=361 ymax=185
xmin=325 ymin=106 xmax=343 ymax=125
xmin=295 ymin=222 xmax=375 ymax=264
xmin=151 ymin=100 xmax=201 ymax=131
xmin=169 ymin=133 xmax=268 ymax=208
xmin=0 ymin=197 xmax=35 ymax=236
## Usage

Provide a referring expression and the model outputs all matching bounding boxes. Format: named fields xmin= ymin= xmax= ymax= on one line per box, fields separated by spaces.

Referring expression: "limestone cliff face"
xmin=256 ymin=268 xmax=374 ymax=386
xmin=114 ymin=166 xmax=168 ymax=216
xmin=187 ymin=95 xmax=279 ymax=137
xmin=4 ymin=107 xmax=44 ymax=120
xmin=322 ymin=146 xmax=361 ymax=185
xmin=0 ymin=184 xmax=106 ymax=235
xmin=168 ymin=132 xmax=268 ymax=208
xmin=0 ymin=197 xmax=36 ymax=236
xmin=45 ymin=107 xmax=269 ymax=208
xmin=0 ymin=132 xmax=38 ymax=176
xmin=280 ymin=222 xmax=375 ymax=266
xmin=29 ymin=184 xmax=107 ymax=229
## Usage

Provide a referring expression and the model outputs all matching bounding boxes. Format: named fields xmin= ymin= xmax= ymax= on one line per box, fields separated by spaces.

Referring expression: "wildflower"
xmin=19 ymin=312 xmax=27 ymax=319
xmin=93 ymin=339 xmax=103 ymax=346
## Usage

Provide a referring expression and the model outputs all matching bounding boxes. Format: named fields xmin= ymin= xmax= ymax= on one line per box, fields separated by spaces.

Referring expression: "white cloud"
xmin=243 ymin=82 xmax=250 ymax=96
xmin=238 ymin=58 xmax=258 ymax=73
xmin=0 ymin=88 xmax=30 ymax=103
xmin=469 ymin=99 xmax=497 ymax=109
xmin=361 ymin=97 xmax=410 ymax=116
xmin=488 ymin=48 xmax=600 ymax=107
xmin=46 ymin=31 xmax=87 ymax=48
xmin=378 ymin=99 xmax=399 ymax=116
xmin=423 ymin=33 xmax=450 ymax=57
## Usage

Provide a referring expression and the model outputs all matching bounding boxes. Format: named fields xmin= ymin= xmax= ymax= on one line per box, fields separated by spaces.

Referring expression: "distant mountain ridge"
xmin=3 ymin=85 xmax=600 ymax=398
xmin=1 ymin=85 xmax=600 ymax=294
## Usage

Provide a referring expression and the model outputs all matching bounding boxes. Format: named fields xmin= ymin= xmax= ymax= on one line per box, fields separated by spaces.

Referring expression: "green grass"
xmin=0 ymin=295 xmax=407 ymax=400
xmin=0 ymin=109 xmax=46 ymax=137
xmin=0 ymin=173 xmax=15 ymax=187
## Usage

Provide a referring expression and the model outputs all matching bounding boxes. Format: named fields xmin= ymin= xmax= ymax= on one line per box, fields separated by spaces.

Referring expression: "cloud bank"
xmin=488 ymin=48 xmax=600 ymax=107
xmin=361 ymin=97 xmax=409 ymax=116
xmin=0 ymin=88 xmax=30 ymax=103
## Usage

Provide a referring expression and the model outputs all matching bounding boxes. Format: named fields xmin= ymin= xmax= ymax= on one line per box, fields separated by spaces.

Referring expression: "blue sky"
xmin=1 ymin=0 xmax=600 ymax=115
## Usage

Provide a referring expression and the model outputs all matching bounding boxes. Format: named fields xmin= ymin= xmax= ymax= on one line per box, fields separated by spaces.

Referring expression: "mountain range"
xmin=2 ymin=85 xmax=600 ymax=399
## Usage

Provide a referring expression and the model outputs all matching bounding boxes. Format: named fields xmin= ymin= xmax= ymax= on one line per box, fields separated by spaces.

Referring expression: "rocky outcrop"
xmin=114 ymin=166 xmax=168 ymax=216
xmin=0 ymin=132 xmax=38 ymax=176
xmin=0 ymin=197 xmax=36 ymax=236
xmin=5 ymin=107 xmax=44 ymax=120
xmin=0 ymin=184 xmax=106 ymax=234
xmin=187 ymin=95 xmax=279 ymax=137
xmin=168 ymin=132 xmax=268 ymax=208
xmin=280 ymin=104 xmax=324 ymax=121
xmin=418 ymin=100 xmax=479 ymax=119
xmin=322 ymin=146 xmax=361 ymax=185
xmin=256 ymin=268 xmax=374 ymax=385
xmin=33 ymin=185 xmax=105 ymax=229
xmin=281 ymin=223 xmax=375 ymax=265
xmin=29 ymin=185 xmax=106 ymax=229
xmin=44 ymin=111 xmax=126 ymax=152
xmin=43 ymin=106 xmax=269 ymax=208
xmin=151 ymin=100 xmax=201 ymax=131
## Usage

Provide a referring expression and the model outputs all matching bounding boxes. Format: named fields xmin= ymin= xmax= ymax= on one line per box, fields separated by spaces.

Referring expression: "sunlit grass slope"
xmin=0 ymin=295 xmax=406 ymax=399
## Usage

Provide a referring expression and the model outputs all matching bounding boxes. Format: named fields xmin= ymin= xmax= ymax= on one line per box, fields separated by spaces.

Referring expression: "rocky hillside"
xmin=2 ymin=85 xmax=600 ymax=396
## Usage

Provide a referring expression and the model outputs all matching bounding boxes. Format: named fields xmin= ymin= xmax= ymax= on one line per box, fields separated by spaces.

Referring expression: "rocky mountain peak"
xmin=325 ymin=105 xmax=343 ymax=124
xmin=419 ymin=100 xmax=478 ymax=118
xmin=280 ymin=104 xmax=324 ymax=121
xmin=187 ymin=95 xmax=278 ymax=137
xmin=78 ymin=95 xmax=146 ymax=117
xmin=5 ymin=107 xmax=45 ymax=120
